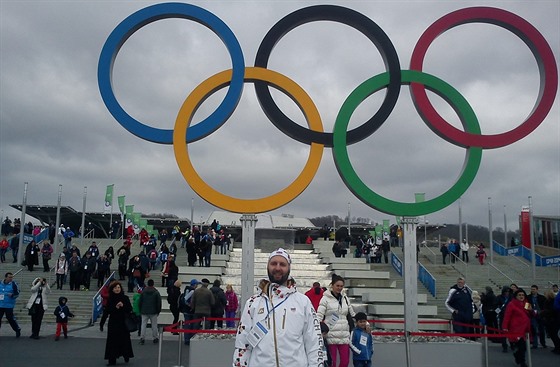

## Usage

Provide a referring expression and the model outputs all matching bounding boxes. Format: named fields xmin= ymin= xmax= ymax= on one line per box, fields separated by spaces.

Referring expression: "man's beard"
xmin=268 ymin=269 xmax=290 ymax=285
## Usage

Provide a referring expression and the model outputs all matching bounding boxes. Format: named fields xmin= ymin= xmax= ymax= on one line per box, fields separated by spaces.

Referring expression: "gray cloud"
xmin=1 ymin=1 xmax=558 ymax=232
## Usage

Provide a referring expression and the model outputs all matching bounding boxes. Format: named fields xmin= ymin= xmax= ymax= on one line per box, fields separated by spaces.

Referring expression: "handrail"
xmin=487 ymin=262 xmax=514 ymax=284
xmin=91 ymin=270 xmax=116 ymax=325
xmin=421 ymin=242 xmax=438 ymax=264
xmin=507 ymin=253 xmax=530 ymax=268
xmin=450 ymin=252 xmax=468 ymax=279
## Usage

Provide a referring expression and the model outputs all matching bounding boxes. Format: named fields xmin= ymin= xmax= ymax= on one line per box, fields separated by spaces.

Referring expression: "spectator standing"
xmin=496 ymin=286 xmax=512 ymax=352
xmin=350 ymin=312 xmax=373 ymax=367
xmin=117 ymin=247 xmax=129 ymax=281
xmin=209 ymin=279 xmax=227 ymax=329
xmin=0 ymin=272 xmax=21 ymax=337
xmin=180 ymin=279 xmax=198 ymax=345
xmin=528 ymin=285 xmax=547 ymax=349
xmin=63 ymin=227 xmax=74 ymax=250
xmin=99 ymin=283 xmax=110 ymax=332
xmin=460 ymin=239 xmax=469 ymax=263
xmin=139 ymin=279 xmax=162 ymax=345
xmin=104 ymin=281 xmax=134 ymax=365
xmin=440 ymin=242 xmax=449 ymax=264
xmin=481 ymin=286 xmax=498 ymax=339
xmin=0 ymin=236 xmax=8 ymax=263
xmin=502 ymin=289 xmax=532 ymax=367
xmin=68 ymin=251 xmax=82 ymax=291
xmin=541 ymin=289 xmax=560 ymax=353
xmin=53 ymin=296 xmax=74 ymax=341
xmin=87 ymin=241 xmax=100 ymax=259
xmin=445 ymin=277 xmax=474 ymax=334
xmin=317 ymin=274 xmax=356 ymax=367
xmin=9 ymin=235 xmax=19 ymax=263
xmin=224 ymin=284 xmax=238 ymax=328
xmin=54 ymin=253 xmax=68 ymax=290
xmin=191 ymin=278 xmax=214 ymax=330
xmin=96 ymin=254 xmax=111 ymax=289
xmin=476 ymin=244 xmax=486 ymax=265
xmin=448 ymin=240 xmax=457 ymax=263
xmin=40 ymin=241 xmax=53 ymax=272
xmin=26 ymin=277 xmax=50 ymax=339
xmin=233 ymin=248 xmax=323 ymax=367
xmin=305 ymin=281 xmax=325 ymax=311
xmin=24 ymin=240 xmax=40 ymax=271
xmin=167 ymin=279 xmax=181 ymax=325
xmin=80 ymin=252 xmax=96 ymax=291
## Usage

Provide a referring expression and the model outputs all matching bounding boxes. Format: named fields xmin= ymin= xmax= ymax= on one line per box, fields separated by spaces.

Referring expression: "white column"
xmin=240 ymin=214 xmax=258 ymax=308
xmin=17 ymin=182 xmax=28 ymax=266
xmin=401 ymin=216 xmax=419 ymax=332
xmin=80 ymin=186 xmax=87 ymax=248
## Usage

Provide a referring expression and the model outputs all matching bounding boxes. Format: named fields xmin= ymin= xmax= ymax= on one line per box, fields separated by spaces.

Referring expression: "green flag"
xmin=104 ymin=184 xmax=114 ymax=213
xmin=132 ymin=213 xmax=141 ymax=226
xmin=125 ymin=205 xmax=134 ymax=217
xmin=118 ymin=196 xmax=125 ymax=214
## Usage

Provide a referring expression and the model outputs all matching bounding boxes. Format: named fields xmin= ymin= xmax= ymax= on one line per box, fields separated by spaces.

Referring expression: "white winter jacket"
xmin=233 ymin=280 xmax=324 ymax=367
xmin=26 ymin=278 xmax=51 ymax=311
xmin=316 ymin=290 xmax=355 ymax=345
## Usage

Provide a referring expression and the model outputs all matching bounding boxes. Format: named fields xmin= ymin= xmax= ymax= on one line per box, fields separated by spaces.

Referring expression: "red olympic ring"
xmin=410 ymin=7 xmax=558 ymax=149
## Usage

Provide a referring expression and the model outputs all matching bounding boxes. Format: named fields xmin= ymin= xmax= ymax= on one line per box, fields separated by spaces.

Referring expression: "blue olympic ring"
xmin=98 ymin=2 xmax=245 ymax=144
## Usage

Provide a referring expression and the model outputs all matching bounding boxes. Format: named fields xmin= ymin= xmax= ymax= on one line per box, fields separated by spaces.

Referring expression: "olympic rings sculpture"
xmin=98 ymin=3 xmax=557 ymax=215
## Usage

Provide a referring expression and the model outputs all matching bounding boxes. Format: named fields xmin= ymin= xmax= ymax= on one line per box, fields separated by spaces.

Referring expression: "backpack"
xmin=149 ymin=250 xmax=157 ymax=260
xmin=178 ymin=288 xmax=194 ymax=313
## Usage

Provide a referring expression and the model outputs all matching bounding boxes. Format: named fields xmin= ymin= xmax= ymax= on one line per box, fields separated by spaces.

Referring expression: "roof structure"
xmin=204 ymin=211 xmax=317 ymax=229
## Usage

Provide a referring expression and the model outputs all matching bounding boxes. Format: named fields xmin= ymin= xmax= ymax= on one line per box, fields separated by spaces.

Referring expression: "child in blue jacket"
xmin=350 ymin=312 xmax=373 ymax=367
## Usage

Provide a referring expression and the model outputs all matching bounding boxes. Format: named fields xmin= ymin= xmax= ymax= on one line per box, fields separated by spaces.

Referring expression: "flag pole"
xmin=80 ymin=186 xmax=87 ymax=248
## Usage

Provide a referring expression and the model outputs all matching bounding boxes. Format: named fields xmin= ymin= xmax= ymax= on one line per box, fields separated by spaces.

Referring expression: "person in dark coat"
xmin=104 ymin=281 xmax=134 ymax=366
xmin=24 ymin=241 xmax=40 ymax=271
xmin=167 ymin=279 xmax=182 ymax=325
xmin=209 ymin=279 xmax=227 ymax=329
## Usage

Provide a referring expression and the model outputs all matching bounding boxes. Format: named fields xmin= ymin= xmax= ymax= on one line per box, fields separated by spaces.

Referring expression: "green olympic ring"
xmin=333 ymin=70 xmax=483 ymax=216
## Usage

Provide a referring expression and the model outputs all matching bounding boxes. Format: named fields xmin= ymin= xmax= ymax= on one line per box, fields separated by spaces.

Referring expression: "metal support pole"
xmin=177 ymin=320 xmax=183 ymax=367
xmin=458 ymin=198 xmax=463 ymax=244
xmin=17 ymin=182 xmax=28 ymax=266
xmin=190 ymin=198 xmax=194 ymax=233
xmin=503 ymin=205 xmax=508 ymax=248
xmin=526 ymin=332 xmax=532 ymax=367
xmin=54 ymin=185 xmax=62 ymax=255
xmin=240 ymin=214 xmax=257 ymax=308
xmin=80 ymin=186 xmax=87 ymax=248
xmin=347 ymin=202 xmax=351 ymax=237
xmin=529 ymin=196 xmax=536 ymax=282
xmin=404 ymin=330 xmax=412 ymax=367
xmin=157 ymin=326 xmax=163 ymax=367
xmin=402 ymin=216 xmax=419 ymax=334
xmin=488 ymin=198 xmax=493 ymax=264
xmin=483 ymin=326 xmax=489 ymax=367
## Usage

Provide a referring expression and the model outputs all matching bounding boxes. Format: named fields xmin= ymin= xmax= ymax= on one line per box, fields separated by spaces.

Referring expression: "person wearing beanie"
xmin=210 ymin=279 xmax=227 ymax=329
xmin=349 ymin=312 xmax=373 ymax=367
xmin=233 ymin=248 xmax=323 ymax=367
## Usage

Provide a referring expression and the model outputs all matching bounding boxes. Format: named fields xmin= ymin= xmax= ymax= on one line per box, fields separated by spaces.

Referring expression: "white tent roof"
xmin=205 ymin=211 xmax=316 ymax=229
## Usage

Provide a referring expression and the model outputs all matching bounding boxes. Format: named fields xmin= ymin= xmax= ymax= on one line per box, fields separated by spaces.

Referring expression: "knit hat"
xmin=268 ymin=248 xmax=291 ymax=264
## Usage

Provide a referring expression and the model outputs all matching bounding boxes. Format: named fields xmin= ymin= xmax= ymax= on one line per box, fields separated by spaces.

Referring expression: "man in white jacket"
xmin=233 ymin=248 xmax=324 ymax=367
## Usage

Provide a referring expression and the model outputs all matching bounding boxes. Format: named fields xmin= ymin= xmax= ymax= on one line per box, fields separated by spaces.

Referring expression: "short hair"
xmin=531 ymin=284 xmax=538 ymax=290
xmin=5 ymin=272 xmax=13 ymax=278
xmin=147 ymin=279 xmax=154 ymax=287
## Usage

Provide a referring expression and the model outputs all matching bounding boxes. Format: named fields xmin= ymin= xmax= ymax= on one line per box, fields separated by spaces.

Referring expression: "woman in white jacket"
xmin=317 ymin=274 xmax=355 ymax=367
xmin=26 ymin=277 xmax=51 ymax=339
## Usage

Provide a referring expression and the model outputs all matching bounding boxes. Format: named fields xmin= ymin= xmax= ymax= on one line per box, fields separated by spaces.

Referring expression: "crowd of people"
xmin=440 ymin=239 xmax=487 ymax=265
xmin=445 ymin=277 xmax=560 ymax=367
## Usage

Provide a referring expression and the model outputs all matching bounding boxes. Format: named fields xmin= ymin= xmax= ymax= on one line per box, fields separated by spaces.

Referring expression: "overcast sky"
xmin=1 ymin=0 xmax=558 ymax=232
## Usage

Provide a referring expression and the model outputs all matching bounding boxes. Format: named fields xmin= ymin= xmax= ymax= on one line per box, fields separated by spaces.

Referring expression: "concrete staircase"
xmin=221 ymin=248 xmax=332 ymax=290
xmin=312 ymin=240 xmax=443 ymax=330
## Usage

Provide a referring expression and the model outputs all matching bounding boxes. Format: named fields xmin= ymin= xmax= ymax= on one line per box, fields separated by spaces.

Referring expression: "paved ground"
xmin=1 ymin=323 xmax=558 ymax=366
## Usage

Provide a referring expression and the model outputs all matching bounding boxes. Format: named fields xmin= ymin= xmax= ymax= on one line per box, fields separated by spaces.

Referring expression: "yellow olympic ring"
xmin=173 ymin=67 xmax=324 ymax=213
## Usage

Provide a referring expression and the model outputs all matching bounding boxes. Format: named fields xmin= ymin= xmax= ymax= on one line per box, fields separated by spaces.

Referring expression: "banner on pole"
xmin=118 ymin=196 xmax=125 ymax=214
xmin=104 ymin=184 xmax=114 ymax=213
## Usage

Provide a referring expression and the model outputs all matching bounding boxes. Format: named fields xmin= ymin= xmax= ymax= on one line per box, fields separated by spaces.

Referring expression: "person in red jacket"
xmin=305 ymin=282 xmax=324 ymax=311
xmin=502 ymin=289 xmax=533 ymax=367
xmin=0 ymin=236 xmax=9 ymax=263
